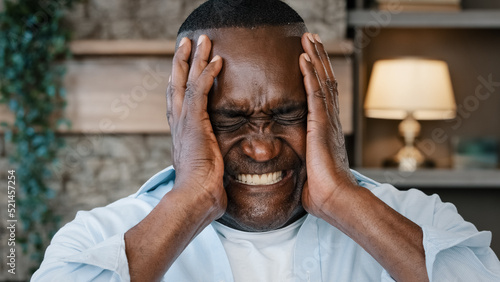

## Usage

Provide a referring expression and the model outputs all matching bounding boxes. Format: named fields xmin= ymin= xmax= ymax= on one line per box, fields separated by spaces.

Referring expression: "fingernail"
xmin=179 ymin=37 xmax=188 ymax=47
xmin=314 ymin=34 xmax=322 ymax=44
xmin=197 ymin=35 xmax=205 ymax=46
xmin=168 ymin=75 xmax=171 ymax=82
xmin=211 ymin=55 xmax=221 ymax=62
xmin=307 ymin=33 xmax=315 ymax=43
xmin=304 ymin=53 xmax=311 ymax=62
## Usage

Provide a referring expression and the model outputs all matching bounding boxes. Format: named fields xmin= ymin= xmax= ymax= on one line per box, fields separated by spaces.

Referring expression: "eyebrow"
xmin=210 ymin=101 xmax=307 ymax=118
xmin=210 ymin=108 xmax=248 ymax=118
xmin=270 ymin=102 xmax=307 ymax=115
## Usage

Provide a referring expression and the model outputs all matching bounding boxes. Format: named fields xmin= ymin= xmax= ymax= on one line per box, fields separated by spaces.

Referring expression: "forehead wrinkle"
xmin=211 ymin=61 xmax=305 ymax=114
xmin=211 ymin=97 xmax=251 ymax=115
xmin=207 ymin=25 xmax=306 ymax=118
xmin=212 ymin=89 xmax=305 ymax=117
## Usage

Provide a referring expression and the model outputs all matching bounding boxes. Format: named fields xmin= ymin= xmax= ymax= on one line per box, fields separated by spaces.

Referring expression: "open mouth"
xmin=234 ymin=171 xmax=286 ymax=186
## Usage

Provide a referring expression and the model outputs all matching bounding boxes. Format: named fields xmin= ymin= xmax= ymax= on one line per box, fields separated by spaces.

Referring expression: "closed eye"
xmin=273 ymin=108 xmax=307 ymax=125
xmin=270 ymin=102 xmax=307 ymax=125
xmin=212 ymin=117 xmax=247 ymax=132
xmin=274 ymin=114 xmax=307 ymax=125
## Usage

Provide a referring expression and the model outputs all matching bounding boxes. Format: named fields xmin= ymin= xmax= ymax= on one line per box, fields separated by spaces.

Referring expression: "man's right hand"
xmin=125 ymin=35 xmax=226 ymax=282
xmin=167 ymin=35 xmax=227 ymax=216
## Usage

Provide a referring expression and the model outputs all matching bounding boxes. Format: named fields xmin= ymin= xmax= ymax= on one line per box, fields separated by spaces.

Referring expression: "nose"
xmin=241 ymin=135 xmax=282 ymax=162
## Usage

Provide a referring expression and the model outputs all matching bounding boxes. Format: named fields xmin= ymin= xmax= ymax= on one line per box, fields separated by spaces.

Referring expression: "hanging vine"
xmin=0 ymin=0 xmax=78 ymax=272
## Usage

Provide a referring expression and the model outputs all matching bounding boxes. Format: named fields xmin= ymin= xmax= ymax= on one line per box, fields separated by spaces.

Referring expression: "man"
xmin=33 ymin=1 xmax=500 ymax=281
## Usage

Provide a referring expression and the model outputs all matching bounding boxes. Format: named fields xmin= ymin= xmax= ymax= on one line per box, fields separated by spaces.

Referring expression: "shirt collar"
xmin=133 ymin=165 xmax=176 ymax=197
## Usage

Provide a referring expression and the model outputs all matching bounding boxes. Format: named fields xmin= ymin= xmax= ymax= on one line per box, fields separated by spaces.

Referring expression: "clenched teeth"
xmin=236 ymin=171 xmax=283 ymax=185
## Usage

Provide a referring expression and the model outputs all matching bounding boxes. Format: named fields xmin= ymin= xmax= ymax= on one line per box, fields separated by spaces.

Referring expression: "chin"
xmin=218 ymin=165 xmax=307 ymax=231
xmin=217 ymin=188 xmax=306 ymax=232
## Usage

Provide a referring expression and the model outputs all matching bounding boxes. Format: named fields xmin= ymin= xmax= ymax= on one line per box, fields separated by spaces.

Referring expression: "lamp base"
xmin=383 ymin=145 xmax=435 ymax=171
xmin=382 ymin=115 xmax=436 ymax=172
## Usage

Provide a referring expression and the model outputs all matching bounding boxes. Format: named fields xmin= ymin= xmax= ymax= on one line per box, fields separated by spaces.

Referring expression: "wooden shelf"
xmin=70 ymin=40 xmax=177 ymax=55
xmin=70 ymin=39 xmax=354 ymax=56
xmin=355 ymin=168 xmax=500 ymax=189
xmin=348 ymin=10 xmax=500 ymax=28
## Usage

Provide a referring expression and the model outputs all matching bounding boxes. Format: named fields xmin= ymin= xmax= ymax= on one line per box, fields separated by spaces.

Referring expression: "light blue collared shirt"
xmin=33 ymin=166 xmax=500 ymax=281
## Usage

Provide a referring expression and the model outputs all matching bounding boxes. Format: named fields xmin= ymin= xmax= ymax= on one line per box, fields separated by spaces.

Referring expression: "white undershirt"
xmin=212 ymin=216 xmax=306 ymax=282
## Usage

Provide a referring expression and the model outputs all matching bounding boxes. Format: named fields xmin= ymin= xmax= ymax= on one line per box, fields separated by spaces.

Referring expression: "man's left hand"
xmin=298 ymin=33 xmax=428 ymax=282
xmin=299 ymin=33 xmax=358 ymax=220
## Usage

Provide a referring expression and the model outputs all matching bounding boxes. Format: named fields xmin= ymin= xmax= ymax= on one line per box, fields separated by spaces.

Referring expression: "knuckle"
xmin=184 ymin=84 xmax=203 ymax=107
xmin=185 ymin=81 xmax=199 ymax=98
xmin=168 ymin=84 xmax=182 ymax=95
xmin=325 ymin=78 xmax=338 ymax=93
xmin=201 ymin=64 xmax=217 ymax=78
xmin=173 ymin=46 xmax=189 ymax=61
xmin=313 ymin=88 xmax=326 ymax=99
xmin=193 ymin=51 xmax=207 ymax=64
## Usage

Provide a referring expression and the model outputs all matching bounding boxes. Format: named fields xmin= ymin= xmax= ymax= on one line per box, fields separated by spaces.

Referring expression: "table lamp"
xmin=364 ymin=58 xmax=456 ymax=171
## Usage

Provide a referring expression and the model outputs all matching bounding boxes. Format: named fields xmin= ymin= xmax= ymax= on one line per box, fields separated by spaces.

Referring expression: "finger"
xmin=313 ymin=34 xmax=336 ymax=83
xmin=299 ymin=52 xmax=328 ymax=126
xmin=166 ymin=75 xmax=173 ymax=125
xmin=183 ymin=55 xmax=223 ymax=116
xmin=166 ymin=75 xmax=179 ymax=147
xmin=171 ymin=37 xmax=192 ymax=120
xmin=301 ymin=33 xmax=337 ymax=115
xmin=302 ymin=33 xmax=328 ymax=87
xmin=313 ymin=34 xmax=339 ymax=113
xmin=188 ymin=35 xmax=212 ymax=83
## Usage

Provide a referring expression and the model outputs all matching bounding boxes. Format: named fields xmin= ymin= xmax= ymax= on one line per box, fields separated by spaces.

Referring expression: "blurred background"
xmin=0 ymin=0 xmax=499 ymax=280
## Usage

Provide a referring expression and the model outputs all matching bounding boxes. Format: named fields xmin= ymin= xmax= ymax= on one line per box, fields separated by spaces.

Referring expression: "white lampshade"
xmin=364 ymin=58 xmax=456 ymax=120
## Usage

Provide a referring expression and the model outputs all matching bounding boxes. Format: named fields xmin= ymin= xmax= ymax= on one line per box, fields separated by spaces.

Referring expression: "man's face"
xmin=189 ymin=26 xmax=308 ymax=231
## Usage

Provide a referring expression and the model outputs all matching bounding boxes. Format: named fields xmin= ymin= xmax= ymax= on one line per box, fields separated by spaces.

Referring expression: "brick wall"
xmin=0 ymin=134 xmax=173 ymax=279
xmin=64 ymin=0 xmax=346 ymax=41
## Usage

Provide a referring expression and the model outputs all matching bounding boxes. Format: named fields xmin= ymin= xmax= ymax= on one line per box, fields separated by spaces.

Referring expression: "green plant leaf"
xmin=1 ymin=0 xmax=80 ymax=273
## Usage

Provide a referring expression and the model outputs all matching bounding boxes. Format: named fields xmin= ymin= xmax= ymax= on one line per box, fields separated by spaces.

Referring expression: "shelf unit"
xmin=346 ymin=4 xmax=500 ymax=257
xmin=347 ymin=7 xmax=500 ymax=186
xmin=349 ymin=10 xmax=500 ymax=28
xmin=355 ymin=168 xmax=500 ymax=188
xmin=69 ymin=39 xmax=354 ymax=56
